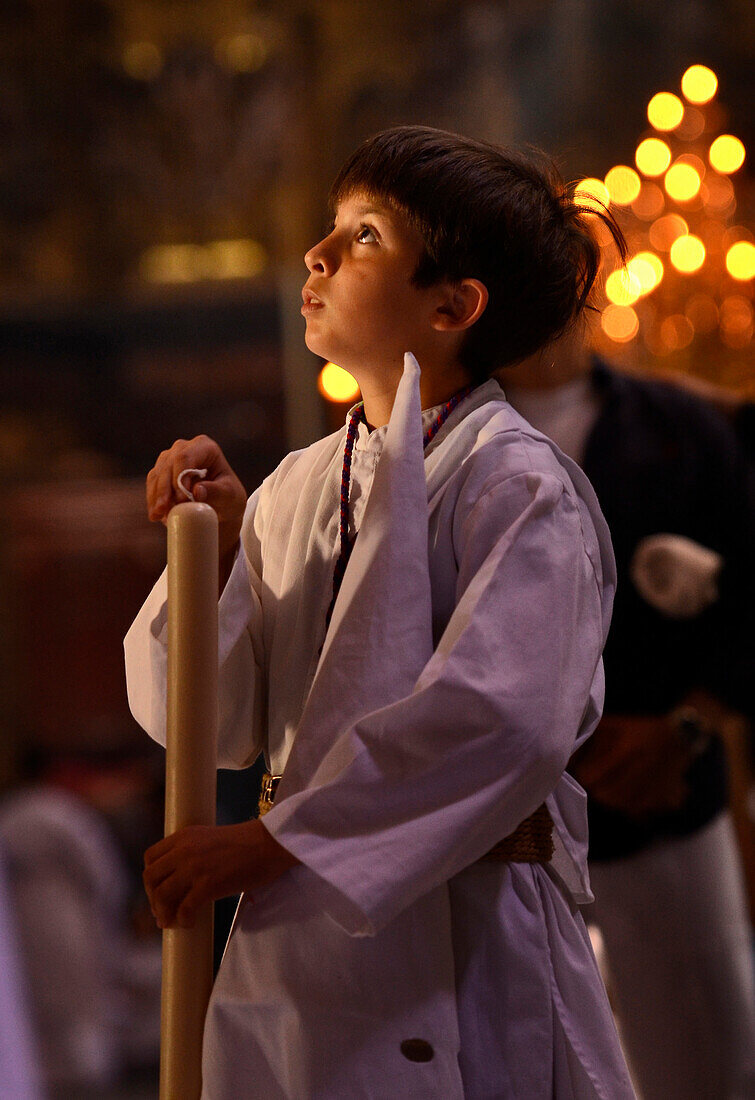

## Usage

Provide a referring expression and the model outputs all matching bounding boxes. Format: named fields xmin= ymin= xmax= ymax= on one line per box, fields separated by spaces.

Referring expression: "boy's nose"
xmin=304 ymin=237 xmax=335 ymax=276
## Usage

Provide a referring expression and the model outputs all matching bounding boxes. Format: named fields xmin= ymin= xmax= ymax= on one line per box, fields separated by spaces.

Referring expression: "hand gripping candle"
xmin=161 ymin=496 xmax=218 ymax=1100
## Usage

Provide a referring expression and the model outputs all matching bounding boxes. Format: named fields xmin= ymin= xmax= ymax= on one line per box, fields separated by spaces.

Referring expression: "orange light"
xmin=725 ymin=241 xmax=755 ymax=281
xmin=660 ymin=315 xmax=694 ymax=350
xmin=601 ymin=305 xmax=639 ymax=342
xmin=647 ymin=92 xmax=684 ymax=131
xmin=685 ymin=295 xmax=719 ymax=334
xmin=720 ymin=326 xmax=753 ymax=351
xmin=670 ymin=234 xmax=706 ymax=273
xmin=681 ymin=65 xmax=718 ymax=104
xmin=628 ymin=252 xmax=664 ymax=293
xmin=709 ymin=135 xmax=746 ymax=174
xmin=719 ymin=297 xmax=753 ymax=348
xmin=719 ymin=296 xmax=753 ymax=333
xmin=649 ymin=214 xmax=688 ymax=251
xmin=604 ymin=166 xmax=641 ymax=205
xmin=664 ymin=162 xmax=702 ymax=202
xmin=632 ymin=182 xmax=665 ymax=221
xmin=318 ymin=362 xmax=360 ymax=403
xmin=702 ymin=174 xmax=735 ymax=214
xmin=676 ymin=106 xmax=706 ymax=142
xmin=635 ymin=138 xmax=672 ymax=177
xmin=573 ymin=177 xmax=610 ymax=212
xmin=605 ymin=268 xmax=642 ymax=306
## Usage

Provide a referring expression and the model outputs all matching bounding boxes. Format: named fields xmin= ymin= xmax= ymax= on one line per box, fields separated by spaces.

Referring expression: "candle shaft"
xmin=161 ymin=502 xmax=219 ymax=1100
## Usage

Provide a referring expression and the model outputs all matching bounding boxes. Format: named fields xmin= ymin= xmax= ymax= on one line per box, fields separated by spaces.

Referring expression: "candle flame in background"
xmin=605 ymin=166 xmax=642 ymax=206
xmin=726 ymin=241 xmax=755 ymax=281
xmin=709 ymin=135 xmax=746 ymax=174
xmin=628 ymin=252 xmax=664 ymax=292
xmin=580 ymin=63 xmax=753 ymax=366
xmin=601 ymin=305 xmax=640 ymax=342
xmin=318 ymin=363 xmax=360 ymax=404
xmin=606 ymin=268 xmax=642 ymax=306
xmin=670 ymin=234 xmax=706 ymax=273
xmin=635 ymin=138 xmax=672 ymax=177
xmin=681 ymin=65 xmax=718 ymax=104
xmin=647 ymin=92 xmax=684 ymax=131
xmin=664 ymin=162 xmax=702 ymax=203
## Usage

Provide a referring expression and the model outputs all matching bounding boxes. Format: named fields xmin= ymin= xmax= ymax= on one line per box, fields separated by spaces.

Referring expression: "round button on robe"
xmin=400 ymin=1038 xmax=434 ymax=1062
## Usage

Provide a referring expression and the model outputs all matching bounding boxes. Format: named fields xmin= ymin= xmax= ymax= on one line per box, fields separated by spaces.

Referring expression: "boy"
xmin=126 ymin=126 xmax=635 ymax=1097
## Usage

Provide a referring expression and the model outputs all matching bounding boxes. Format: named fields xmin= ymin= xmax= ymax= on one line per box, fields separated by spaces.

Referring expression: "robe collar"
xmin=346 ymin=377 xmax=506 ymax=456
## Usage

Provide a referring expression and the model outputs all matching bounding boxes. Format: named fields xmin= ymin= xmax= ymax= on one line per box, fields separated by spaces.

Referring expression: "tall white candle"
xmin=161 ymin=501 xmax=218 ymax=1100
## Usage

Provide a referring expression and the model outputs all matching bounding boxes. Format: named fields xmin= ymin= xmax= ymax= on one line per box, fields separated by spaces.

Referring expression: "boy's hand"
xmin=143 ymin=820 xmax=299 ymax=930
xmin=146 ymin=435 xmax=248 ymax=563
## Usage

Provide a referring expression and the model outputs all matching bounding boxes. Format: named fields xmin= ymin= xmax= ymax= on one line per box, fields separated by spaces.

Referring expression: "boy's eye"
xmin=356 ymin=225 xmax=377 ymax=244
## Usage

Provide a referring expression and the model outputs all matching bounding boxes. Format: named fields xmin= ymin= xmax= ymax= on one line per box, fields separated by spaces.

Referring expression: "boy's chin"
xmin=305 ymin=336 xmax=356 ymax=376
xmin=304 ymin=331 xmax=334 ymax=361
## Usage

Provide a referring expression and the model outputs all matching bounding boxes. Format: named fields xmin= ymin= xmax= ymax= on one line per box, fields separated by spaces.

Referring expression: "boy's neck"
xmin=358 ymin=360 xmax=475 ymax=429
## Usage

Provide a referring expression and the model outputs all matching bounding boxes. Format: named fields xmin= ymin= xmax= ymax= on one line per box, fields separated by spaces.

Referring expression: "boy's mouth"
xmin=301 ymin=288 xmax=324 ymax=315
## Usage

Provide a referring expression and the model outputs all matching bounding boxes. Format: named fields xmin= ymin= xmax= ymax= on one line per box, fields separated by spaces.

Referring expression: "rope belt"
xmin=258 ymin=773 xmax=553 ymax=864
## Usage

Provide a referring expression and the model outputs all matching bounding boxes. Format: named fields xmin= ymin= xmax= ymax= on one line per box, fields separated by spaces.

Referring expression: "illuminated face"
xmin=301 ymin=193 xmax=441 ymax=380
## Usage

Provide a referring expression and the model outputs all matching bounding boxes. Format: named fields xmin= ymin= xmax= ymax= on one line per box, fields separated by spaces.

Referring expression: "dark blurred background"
xmin=0 ymin=2 xmax=752 ymax=1097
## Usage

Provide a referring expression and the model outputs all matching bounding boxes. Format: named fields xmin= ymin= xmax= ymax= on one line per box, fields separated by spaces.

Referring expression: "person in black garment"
xmin=504 ymin=324 xmax=755 ymax=1100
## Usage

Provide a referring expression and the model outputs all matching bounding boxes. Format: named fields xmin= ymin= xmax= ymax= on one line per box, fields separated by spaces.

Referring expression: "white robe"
xmin=125 ymin=358 xmax=634 ymax=1098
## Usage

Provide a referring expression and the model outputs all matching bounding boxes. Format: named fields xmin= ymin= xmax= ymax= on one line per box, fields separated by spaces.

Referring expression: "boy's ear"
xmin=432 ymin=279 xmax=488 ymax=332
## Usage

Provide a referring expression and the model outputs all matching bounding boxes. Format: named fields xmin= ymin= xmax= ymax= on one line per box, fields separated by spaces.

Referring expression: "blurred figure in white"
xmin=0 ymin=847 xmax=44 ymax=1099
xmin=0 ymin=751 xmax=162 ymax=1097
xmin=503 ymin=324 xmax=755 ymax=1100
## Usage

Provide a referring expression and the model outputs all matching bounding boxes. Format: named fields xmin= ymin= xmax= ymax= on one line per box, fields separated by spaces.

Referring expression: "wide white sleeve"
xmin=124 ymin=493 xmax=266 ymax=769
xmin=263 ymin=472 xmax=605 ymax=934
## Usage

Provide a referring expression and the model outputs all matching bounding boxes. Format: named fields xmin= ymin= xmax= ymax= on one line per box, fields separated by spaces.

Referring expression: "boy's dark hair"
xmin=330 ymin=126 xmax=626 ymax=380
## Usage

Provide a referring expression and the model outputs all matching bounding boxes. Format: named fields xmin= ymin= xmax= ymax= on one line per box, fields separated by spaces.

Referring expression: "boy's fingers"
xmin=162 ymin=873 xmax=213 ymax=929
xmin=147 ymin=461 xmax=178 ymax=520
xmin=189 ymin=477 xmax=229 ymax=514
xmin=146 ymin=868 xmax=189 ymax=925
xmin=143 ymin=853 xmax=181 ymax=895
xmin=144 ymin=436 xmax=246 ymax=528
xmin=176 ymin=881 xmax=210 ymax=928
xmin=144 ymin=832 xmax=179 ymax=864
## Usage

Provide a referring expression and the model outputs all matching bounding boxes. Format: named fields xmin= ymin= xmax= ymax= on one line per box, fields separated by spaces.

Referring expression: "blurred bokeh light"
xmin=669 ymin=233 xmax=706 ymax=273
xmin=647 ymin=92 xmax=684 ymax=131
xmin=605 ymin=165 xmax=642 ymax=205
xmin=317 ymin=362 xmax=360 ymax=403
xmin=709 ymin=135 xmax=746 ymax=174
xmin=726 ymin=240 xmax=755 ymax=280
xmin=636 ymin=138 xmax=672 ymax=177
xmin=664 ymin=162 xmax=702 ymax=202
xmin=601 ymin=304 xmax=640 ymax=342
xmin=681 ymin=64 xmax=718 ymax=104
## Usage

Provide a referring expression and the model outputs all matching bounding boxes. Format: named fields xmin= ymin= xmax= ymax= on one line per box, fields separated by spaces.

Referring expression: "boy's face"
xmin=302 ymin=192 xmax=443 ymax=379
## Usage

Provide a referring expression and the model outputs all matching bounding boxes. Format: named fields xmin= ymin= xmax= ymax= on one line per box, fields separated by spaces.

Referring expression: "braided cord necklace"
xmin=324 ymin=384 xmax=472 ymax=629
